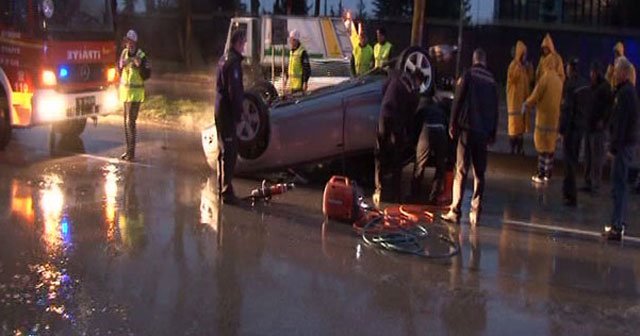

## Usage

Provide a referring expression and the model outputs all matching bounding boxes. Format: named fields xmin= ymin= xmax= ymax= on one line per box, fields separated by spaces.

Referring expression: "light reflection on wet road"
xmin=0 ymin=120 xmax=639 ymax=335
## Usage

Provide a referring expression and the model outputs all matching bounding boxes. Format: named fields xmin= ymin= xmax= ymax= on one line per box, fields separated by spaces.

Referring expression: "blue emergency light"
xmin=59 ymin=66 xmax=69 ymax=78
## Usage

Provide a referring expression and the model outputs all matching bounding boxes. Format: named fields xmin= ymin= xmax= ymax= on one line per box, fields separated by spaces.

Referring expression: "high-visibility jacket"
xmin=526 ymin=61 xmax=563 ymax=153
xmin=288 ymin=46 xmax=305 ymax=91
xmin=119 ymin=48 xmax=147 ymax=102
xmin=374 ymin=41 xmax=392 ymax=68
xmin=350 ymin=28 xmax=373 ymax=75
xmin=506 ymin=40 xmax=534 ymax=136
xmin=536 ymin=34 xmax=565 ymax=83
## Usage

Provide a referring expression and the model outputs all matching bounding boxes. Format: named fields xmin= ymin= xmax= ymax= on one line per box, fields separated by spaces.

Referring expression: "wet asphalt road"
xmin=1 ymin=119 xmax=640 ymax=336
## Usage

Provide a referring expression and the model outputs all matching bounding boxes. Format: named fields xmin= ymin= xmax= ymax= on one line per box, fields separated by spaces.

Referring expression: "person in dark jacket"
xmin=214 ymin=30 xmax=246 ymax=204
xmin=441 ymin=49 xmax=499 ymax=226
xmin=603 ymin=57 xmax=639 ymax=241
xmin=582 ymin=62 xmax=613 ymax=194
xmin=373 ymin=69 xmax=423 ymax=205
xmin=411 ymin=89 xmax=449 ymax=204
xmin=559 ymin=59 xmax=590 ymax=206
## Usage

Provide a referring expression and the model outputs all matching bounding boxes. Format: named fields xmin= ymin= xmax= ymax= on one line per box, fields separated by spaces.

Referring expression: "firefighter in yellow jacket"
xmin=606 ymin=42 xmax=636 ymax=87
xmin=118 ymin=29 xmax=151 ymax=161
xmin=525 ymin=56 xmax=563 ymax=184
xmin=536 ymin=33 xmax=565 ymax=83
xmin=346 ymin=19 xmax=374 ymax=76
xmin=374 ymin=27 xmax=392 ymax=69
xmin=506 ymin=41 xmax=534 ymax=155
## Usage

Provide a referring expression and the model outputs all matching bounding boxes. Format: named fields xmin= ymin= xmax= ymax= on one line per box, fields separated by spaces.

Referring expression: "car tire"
xmin=249 ymin=80 xmax=279 ymax=105
xmin=53 ymin=118 xmax=87 ymax=137
xmin=0 ymin=96 xmax=11 ymax=150
xmin=237 ymin=92 xmax=269 ymax=160
xmin=396 ymin=46 xmax=434 ymax=94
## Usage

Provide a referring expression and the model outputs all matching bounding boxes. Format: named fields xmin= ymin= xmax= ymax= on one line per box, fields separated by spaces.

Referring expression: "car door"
xmin=343 ymin=78 xmax=384 ymax=153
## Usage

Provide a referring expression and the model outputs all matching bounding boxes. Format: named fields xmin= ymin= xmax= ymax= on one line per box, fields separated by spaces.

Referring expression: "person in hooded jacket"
xmin=606 ymin=42 xmax=636 ymax=88
xmin=525 ymin=52 xmax=563 ymax=184
xmin=536 ymin=34 xmax=565 ymax=83
xmin=373 ymin=69 xmax=423 ymax=205
xmin=582 ymin=62 xmax=613 ymax=194
xmin=506 ymin=41 xmax=534 ymax=155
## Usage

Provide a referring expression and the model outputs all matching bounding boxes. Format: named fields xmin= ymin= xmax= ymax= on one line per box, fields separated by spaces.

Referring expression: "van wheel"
xmin=237 ymin=92 xmax=269 ymax=160
xmin=53 ymin=118 xmax=87 ymax=137
xmin=0 ymin=97 xmax=11 ymax=150
xmin=249 ymin=80 xmax=279 ymax=105
xmin=396 ymin=46 xmax=434 ymax=94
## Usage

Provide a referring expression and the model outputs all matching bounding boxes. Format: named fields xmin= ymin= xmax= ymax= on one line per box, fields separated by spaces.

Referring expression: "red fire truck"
xmin=0 ymin=0 xmax=119 ymax=150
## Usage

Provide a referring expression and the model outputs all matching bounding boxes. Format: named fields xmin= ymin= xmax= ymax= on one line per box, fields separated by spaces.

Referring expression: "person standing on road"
xmin=582 ymin=62 xmax=613 ymax=194
xmin=373 ymin=69 xmax=424 ymax=205
xmin=506 ymin=41 xmax=534 ymax=155
xmin=346 ymin=19 xmax=374 ymax=76
xmin=559 ymin=59 xmax=590 ymax=206
xmin=411 ymin=88 xmax=449 ymax=204
xmin=118 ymin=29 xmax=151 ymax=161
xmin=536 ymin=33 xmax=565 ymax=83
xmin=441 ymin=49 xmax=499 ymax=226
xmin=606 ymin=42 xmax=636 ymax=88
xmin=603 ymin=57 xmax=639 ymax=241
xmin=214 ymin=30 xmax=247 ymax=204
xmin=524 ymin=52 xmax=563 ymax=184
xmin=285 ymin=30 xmax=311 ymax=94
xmin=374 ymin=27 xmax=392 ymax=69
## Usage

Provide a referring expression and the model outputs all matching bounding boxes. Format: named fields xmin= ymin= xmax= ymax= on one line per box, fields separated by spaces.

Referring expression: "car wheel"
xmin=396 ymin=46 xmax=434 ymax=94
xmin=53 ymin=118 xmax=87 ymax=137
xmin=0 ymin=96 xmax=11 ymax=150
xmin=237 ymin=92 xmax=269 ymax=160
xmin=249 ymin=80 xmax=279 ymax=105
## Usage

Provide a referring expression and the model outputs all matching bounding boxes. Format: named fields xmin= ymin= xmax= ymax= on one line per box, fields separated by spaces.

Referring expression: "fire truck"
xmin=0 ymin=0 xmax=119 ymax=150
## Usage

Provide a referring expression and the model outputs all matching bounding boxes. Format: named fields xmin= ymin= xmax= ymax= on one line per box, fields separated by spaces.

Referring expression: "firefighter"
xmin=536 ymin=33 xmax=565 ymax=83
xmin=441 ymin=49 xmax=499 ymax=226
xmin=525 ymin=51 xmax=563 ymax=184
xmin=506 ymin=41 xmax=534 ymax=155
xmin=604 ymin=57 xmax=639 ymax=241
xmin=374 ymin=27 xmax=392 ymax=69
xmin=606 ymin=42 xmax=636 ymax=87
xmin=559 ymin=58 xmax=590 ymax=206
xmin=285 ymin=30 xmax=311 ymax=94
xmin=346 ymin=19 xmax=374 ymax=76
xmin=373 ymin=68 xmax=424 ymax=205
xmin=118 ymin=29 xmax=151 ymax=161
xmin=214 ymin=30 xmax=247 ymax=204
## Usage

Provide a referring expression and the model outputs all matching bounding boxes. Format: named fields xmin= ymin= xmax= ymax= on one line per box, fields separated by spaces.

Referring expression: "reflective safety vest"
xmin=288 ymin=46 xmax=305 ymax=91
xmin=374 ymin=42 xmax=392 ymax=68
xmin=354 ymin=44 xmax=373 ymax=75
xmin=349 ymin=28 xmax=373 ymax=75
xmin=119 ymin=48 xmax=146 ymax=103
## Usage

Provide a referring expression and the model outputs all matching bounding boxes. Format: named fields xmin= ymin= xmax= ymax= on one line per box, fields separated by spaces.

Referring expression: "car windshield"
xmin=46 ymin=0 xmax=114 ymax=33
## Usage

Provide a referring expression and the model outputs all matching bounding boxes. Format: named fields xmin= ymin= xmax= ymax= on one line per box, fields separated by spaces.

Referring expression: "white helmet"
xmin=289 ymin=29 xmax=300 ymax=41
xmin=125 ymin=29 xmax=138 ymax=43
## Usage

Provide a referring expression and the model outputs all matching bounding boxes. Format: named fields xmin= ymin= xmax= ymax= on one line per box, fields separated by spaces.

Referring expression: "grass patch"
xmin=139 ymin=95 xmax=211 ymax=121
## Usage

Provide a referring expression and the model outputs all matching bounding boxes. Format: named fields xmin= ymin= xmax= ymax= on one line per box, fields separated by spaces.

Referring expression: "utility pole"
xmin=455 ymin=0 xmax=464 ymax=77
xmin=315 ymin=0 xmax=321 ymax=16
xmin=411 ymin=0 xmax=426 ymax=46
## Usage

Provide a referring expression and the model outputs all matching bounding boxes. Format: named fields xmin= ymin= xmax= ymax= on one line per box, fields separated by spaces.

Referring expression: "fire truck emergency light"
xmin=41 ymin=70 xmax=57 ymax=86
xmin=59 ymin=67 xmax=69 ymax=79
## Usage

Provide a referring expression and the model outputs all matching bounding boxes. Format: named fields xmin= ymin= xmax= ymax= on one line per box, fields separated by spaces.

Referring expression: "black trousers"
xmin=412 ymin=125 xmax=448 ymax=201
xmin=562 ymin=130 xmax=583 ymax=201
xmin=450 ymin=131 xmax=488 ymax=216
xmin=123 ymin=102 xmax=141 ymax=158
xmin=216 ymin=121 xmax=238 ymax=197
xmin=374 ymin=117 xmax=405 ymax=201
xmin=584 ymin=131 xmax=606 ymax=190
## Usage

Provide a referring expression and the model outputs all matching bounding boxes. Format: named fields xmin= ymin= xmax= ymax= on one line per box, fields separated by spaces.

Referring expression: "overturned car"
xmin=202 ymin=45 xmax=457 ymax=174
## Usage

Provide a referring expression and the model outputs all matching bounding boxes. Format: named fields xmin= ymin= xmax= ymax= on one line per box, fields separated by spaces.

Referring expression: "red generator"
xmin=322 ymin=176 xmax=363 ymax=223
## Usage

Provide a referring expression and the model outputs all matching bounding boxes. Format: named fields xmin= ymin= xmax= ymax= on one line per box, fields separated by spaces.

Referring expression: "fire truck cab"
xmin=0 ymin=0 xmax=119 ymax=150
